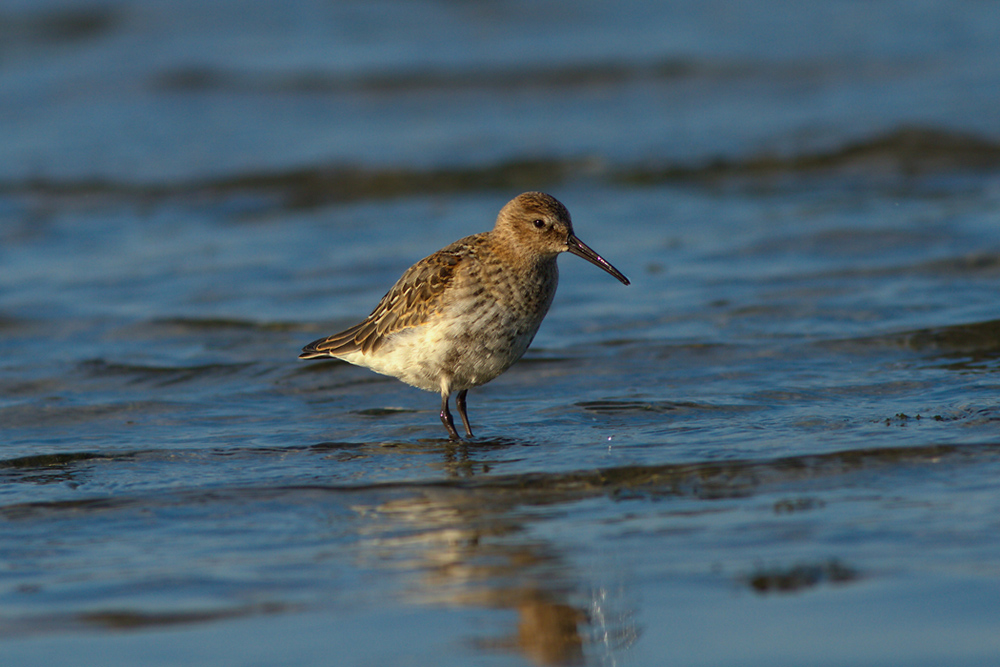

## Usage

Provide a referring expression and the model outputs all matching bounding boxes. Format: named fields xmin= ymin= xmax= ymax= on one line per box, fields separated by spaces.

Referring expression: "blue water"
xmin=3 ymin=1 xmax=1000 ymax=665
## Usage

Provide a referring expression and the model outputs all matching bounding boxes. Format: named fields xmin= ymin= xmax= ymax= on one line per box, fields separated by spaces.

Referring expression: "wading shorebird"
xmin=300 ymin=192 xmax=630 ymax=439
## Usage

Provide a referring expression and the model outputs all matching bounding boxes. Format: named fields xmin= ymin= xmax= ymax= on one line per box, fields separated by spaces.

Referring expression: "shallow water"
xmin=4 ymin=1 xmax=1000 ymax=665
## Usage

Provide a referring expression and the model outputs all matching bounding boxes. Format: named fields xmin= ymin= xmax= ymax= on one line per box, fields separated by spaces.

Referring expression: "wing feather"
xmin=299 ymin=240 xmax=473 ymax=359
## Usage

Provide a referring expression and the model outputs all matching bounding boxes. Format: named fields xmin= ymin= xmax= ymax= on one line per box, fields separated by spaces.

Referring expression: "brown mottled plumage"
xmin=300 ymin=192 xmax=629 ymax=439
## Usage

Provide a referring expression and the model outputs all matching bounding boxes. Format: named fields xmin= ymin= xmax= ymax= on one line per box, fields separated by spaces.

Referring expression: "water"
xmin=3 ymin=1 xmax=1000 ymax=665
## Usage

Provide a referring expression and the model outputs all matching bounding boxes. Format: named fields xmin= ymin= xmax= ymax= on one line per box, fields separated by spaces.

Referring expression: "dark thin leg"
xmin=455 ymin=389 xmax=474 ymax=438
xmin=440 ymin=393 xmax=461 ymax=440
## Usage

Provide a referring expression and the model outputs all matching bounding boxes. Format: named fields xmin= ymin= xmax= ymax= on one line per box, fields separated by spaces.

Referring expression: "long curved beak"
xmin=566 ymin=234 xmax=630 ymax=285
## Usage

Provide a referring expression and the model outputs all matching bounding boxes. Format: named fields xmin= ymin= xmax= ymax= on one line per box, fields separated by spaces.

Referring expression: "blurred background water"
xmin=3 ymin=1 xmax=1000 ymax=665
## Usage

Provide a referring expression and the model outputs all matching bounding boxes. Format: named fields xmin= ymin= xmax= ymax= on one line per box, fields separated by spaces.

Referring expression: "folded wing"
xmin=299 ymin=247 xmax=465 ymax=358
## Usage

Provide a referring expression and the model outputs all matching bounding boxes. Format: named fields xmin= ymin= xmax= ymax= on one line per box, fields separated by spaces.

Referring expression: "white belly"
xmin=336 ymin=299 xmax=545 ymax=394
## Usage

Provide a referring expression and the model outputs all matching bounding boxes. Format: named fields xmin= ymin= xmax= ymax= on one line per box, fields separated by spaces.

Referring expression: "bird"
xmin=299 ymin=192 xmax=630 ymax=439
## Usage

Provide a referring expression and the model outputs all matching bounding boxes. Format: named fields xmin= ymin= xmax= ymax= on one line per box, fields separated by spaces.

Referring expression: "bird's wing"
xmin=299 ymin=240 xmax=473 ymax=358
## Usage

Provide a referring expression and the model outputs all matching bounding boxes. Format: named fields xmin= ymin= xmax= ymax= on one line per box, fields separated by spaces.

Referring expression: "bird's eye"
xmin=532 ymin=219 xmax=546 ymax=229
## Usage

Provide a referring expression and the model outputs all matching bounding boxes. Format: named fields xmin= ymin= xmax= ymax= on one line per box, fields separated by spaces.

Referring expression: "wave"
xmin=3 ymin=439 xmax=997 ymax=516
xmin=2 ymin=127 xmax=997 ymax=209
xmin=826 ymin=318 xmax=1000 ymax=373
xmin=150 ymin=317 xmax=306 ymax=332
xmin=77 ymin=358 xmax=253 ymax=386
xmin=153 ymin=58 xmax=737 ymax=95
xmin=619 ymin=126 xmax=1000 ymax=185
xmin=0 ymin=158 xmax=591 ymax=210
xmin=0 ymin=7 xmax=120 ymax=52
xmin=882 ymin=319 xmax=1000 ymax=370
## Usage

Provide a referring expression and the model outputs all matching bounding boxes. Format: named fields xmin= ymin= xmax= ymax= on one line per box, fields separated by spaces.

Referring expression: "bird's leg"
xmin=455 ymin=389 xmax=474 ymax=438
xmin=440 ymin=392 xmax=461 ymax=440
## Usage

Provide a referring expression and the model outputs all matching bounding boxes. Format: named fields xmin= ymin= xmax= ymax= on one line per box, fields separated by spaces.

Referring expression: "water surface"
xmin=3 ymin=1 xmax=1000 ymax=665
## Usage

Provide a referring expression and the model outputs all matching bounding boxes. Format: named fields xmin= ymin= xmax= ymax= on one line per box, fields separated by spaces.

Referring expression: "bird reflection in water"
xmin=351 ymin=488 xmax=638 ymax=666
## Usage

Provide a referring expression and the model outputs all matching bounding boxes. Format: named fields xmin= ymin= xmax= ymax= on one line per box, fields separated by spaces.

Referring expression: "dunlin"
xmin=300 ymin=192 xmax=629 ymax=439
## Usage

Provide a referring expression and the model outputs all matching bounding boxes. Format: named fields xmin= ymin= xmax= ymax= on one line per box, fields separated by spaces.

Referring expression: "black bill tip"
xmin=566 ymin=235 xmax=630 ymax=285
